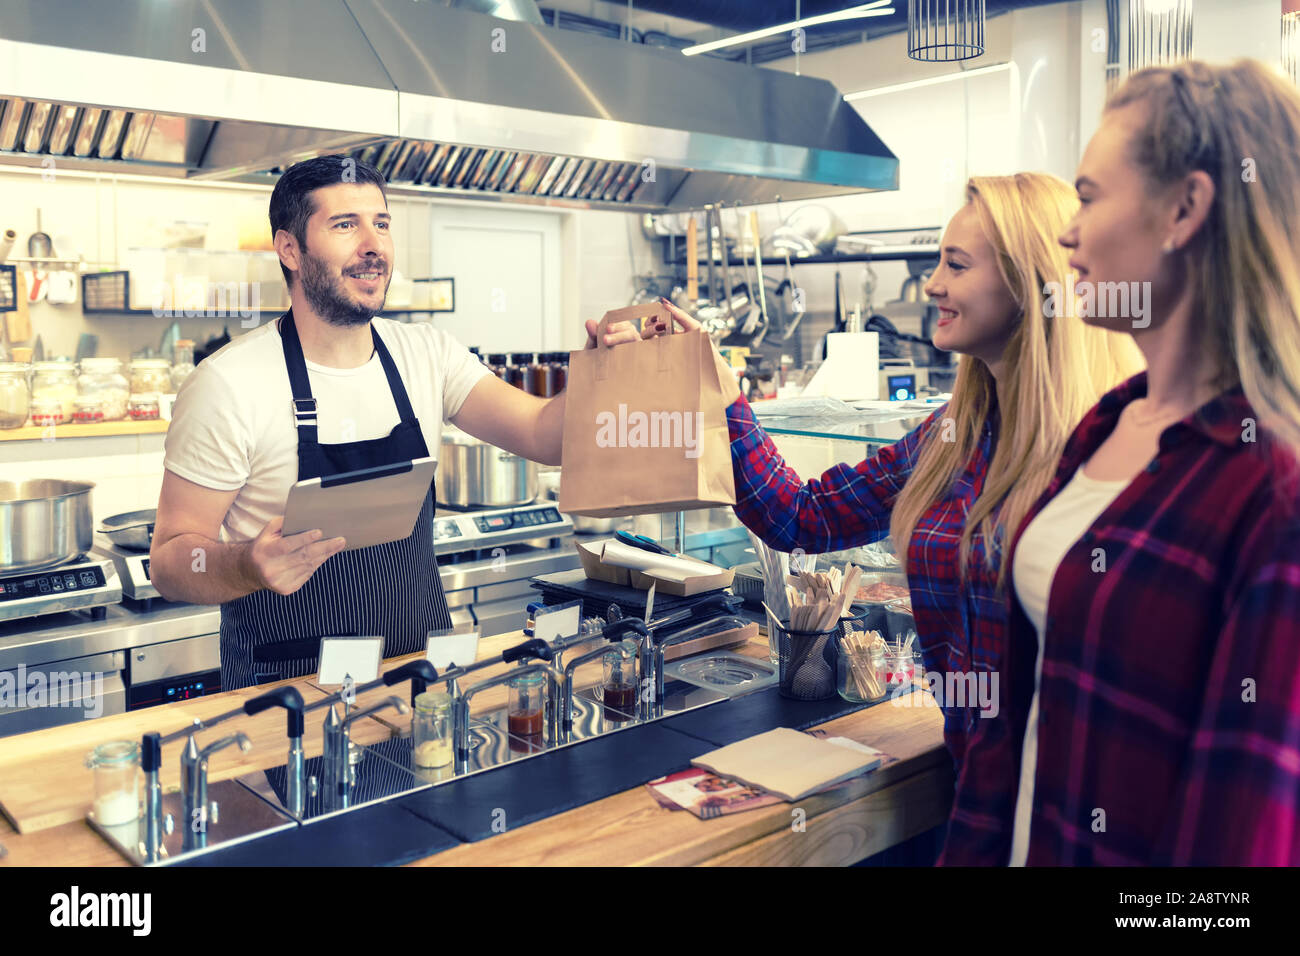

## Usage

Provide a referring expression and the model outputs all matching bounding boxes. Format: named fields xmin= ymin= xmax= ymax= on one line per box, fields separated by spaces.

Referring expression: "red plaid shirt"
xmin=959 ymin=372 xmax=1300 ymax=866
xmin=726 ymin=395 xmax=1007 ymax=782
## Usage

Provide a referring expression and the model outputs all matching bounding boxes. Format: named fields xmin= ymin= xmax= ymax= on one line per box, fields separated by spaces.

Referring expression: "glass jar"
xmin=601 ymin=642 xmax=637 ymax=721
xmin=85 ymin=740 xmax=140 ymax=826
xmin=535 ymin=353 xmax=557 ymax=398
xmin=411 ymin=690 xmax=453 ymax=768
xmin=31 ymin=361 xmax=77 ymax=423
xmin=129 ymin=358 xmax=173 ymax=395
xmin=71 ymin=397 xmax=106 ymax=424
xmin=76 ymin=357 xmax=129 ymax=421
xmin=883 ymin=643 xmax=916 ymax=688
xmin=171 ymin=339 xmax=196 ymax=391
xmin=30 ymin=397 xmax=64 ymax=427
xmin=838 ymin=634 xmax=886 ymax=703
xmin=127 ymin=393 xmax=161 ymax=421
xmin=507 ymin=670 xmax=546 ymax=741
xmin=487 ymin=353 xmax=510 ymax=382
xmin=0 ymin=362 xmax=30 ymax=429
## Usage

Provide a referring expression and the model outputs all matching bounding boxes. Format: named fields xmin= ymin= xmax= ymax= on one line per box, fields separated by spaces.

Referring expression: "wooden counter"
xmin=0 ymin=631 xmax=950 ymax=867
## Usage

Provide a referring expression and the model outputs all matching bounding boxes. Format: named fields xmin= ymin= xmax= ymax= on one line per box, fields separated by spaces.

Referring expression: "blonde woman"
xmin=652 ymin=173 xmax=1141 ymax=864
xmin=1000 ymin=59 xmax=1300 ymax=866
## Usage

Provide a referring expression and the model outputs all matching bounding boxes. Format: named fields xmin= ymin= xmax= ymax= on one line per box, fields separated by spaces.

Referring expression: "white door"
xmin=429 ymin=205 xmax=562 ymax=354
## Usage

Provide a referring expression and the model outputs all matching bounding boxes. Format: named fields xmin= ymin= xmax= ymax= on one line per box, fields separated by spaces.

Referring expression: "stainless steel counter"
xmin=0 ymin=601 xmax=220 ymax=671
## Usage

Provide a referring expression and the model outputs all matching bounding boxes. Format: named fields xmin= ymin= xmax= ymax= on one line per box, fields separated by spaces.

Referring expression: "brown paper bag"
xmin=559 ymin=302 xmax=737 ymax=518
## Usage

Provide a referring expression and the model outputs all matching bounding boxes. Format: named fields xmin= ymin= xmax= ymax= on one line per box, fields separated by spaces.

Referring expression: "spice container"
xmin=411 ymin=690 xmax=453 ymax=768
xmin=77 ymin=357 xmax=129 ymax=421
xmin=30 ymin=396 xmax=66 ymax=427
xmin=487 ymin=353 xmax=510 ymax=382
xmin=86 ymin=740 xmax=140 ymax=827
xmin=71 ymin=397 xmax=106 ymax=424
xmin=129 ymin=358 xmax=173 ymax=395
xmin=551 ymin=351 xmax=566 ymax=392
xmin=507 ymin=670 xmax=546 ymax=746
xmin=0 ymin=362 xmax=30 ymax=429
xmin=170 ymin=339 xmax=196 ymax=391
xmin=31 ymin=361 xmax=77 ymax=423
xmin=127 ymin=393 xmax=161 ymax=421
xmin=508 ymin=352 xmax=536 ymax=393
xmin=535 ymin=353 xmax=558 ymax=397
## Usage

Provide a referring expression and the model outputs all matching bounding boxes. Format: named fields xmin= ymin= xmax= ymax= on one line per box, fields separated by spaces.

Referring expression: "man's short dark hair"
xmin=268 ymin=155 xmax=387 ymax=284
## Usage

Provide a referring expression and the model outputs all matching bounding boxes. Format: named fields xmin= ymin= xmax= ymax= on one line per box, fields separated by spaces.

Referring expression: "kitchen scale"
xmin=0 ymin=554 xmax=121 ymax=624
xmin=434 ymin=501 xmax=573 ymax=555
xmin=90 ymin=535 xmax=158 ymax=604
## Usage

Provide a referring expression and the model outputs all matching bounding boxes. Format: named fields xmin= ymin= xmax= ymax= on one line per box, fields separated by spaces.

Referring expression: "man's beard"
xmin=298 ymin=249 xmax=390 ymax=327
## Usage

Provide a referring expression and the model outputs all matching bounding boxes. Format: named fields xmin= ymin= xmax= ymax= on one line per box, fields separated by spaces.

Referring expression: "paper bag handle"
xmin=593 ymin=302 xmax=674 ymax=381
xmin=595 ymin=302 xmax=674 ymax=349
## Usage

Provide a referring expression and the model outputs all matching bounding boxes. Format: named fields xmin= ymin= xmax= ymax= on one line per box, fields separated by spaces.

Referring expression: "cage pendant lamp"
xmin=1283 ymin=1 xmax=1300 ymax=86
xmin=1128 ymin=0 xmax=1194 ymax=72
xmin=907 ymin=0 xmax=986 ymax=62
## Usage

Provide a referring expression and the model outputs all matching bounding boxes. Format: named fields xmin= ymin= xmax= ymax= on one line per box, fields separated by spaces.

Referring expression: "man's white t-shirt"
xmin=163 ymin=316 xmax=491 ymax=542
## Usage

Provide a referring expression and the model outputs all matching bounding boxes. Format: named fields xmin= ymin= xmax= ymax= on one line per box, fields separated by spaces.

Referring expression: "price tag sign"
xmin=317 ymin=637 xmax=382 ymax=685
xmin=533 ymin=600 xmax=582 ymax=645
xmin=426 ymin=627 xmax=481 ymax=671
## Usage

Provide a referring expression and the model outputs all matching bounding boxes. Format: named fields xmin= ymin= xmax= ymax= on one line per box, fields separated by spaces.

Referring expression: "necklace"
xmin=1125 ymin=398 xmax=1193 ymax=429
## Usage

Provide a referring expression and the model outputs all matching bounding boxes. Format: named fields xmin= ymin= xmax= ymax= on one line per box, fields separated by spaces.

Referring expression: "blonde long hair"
xmin=890 ymin=173 xmax=1142 ymax=589
xmin=1107 ymin=59 xmax=1300 ymax=456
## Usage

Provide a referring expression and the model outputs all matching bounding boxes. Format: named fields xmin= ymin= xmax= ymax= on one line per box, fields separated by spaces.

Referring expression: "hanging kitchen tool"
xmin=750 ymin=211 xmax=772 ymax=340
xmin=685 ymin=214 xmax=699 ymax=304
xmin=694 ymin=206 xmax=730 ymax=342
xmin=715 ymin=206 xmax=753 ymax=331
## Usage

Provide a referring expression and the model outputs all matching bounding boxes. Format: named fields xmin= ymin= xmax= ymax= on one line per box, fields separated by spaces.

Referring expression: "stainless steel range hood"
xmin=0 ymin=0 xmax=898 ymax=211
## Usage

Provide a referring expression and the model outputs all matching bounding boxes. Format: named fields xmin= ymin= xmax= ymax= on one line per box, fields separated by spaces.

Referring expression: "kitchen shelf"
xmin=0 ymin=419 xmax=168 ymax=441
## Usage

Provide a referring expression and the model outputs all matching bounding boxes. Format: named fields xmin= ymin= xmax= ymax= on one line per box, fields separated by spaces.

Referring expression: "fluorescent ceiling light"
xmin=682 ymin=2 xmax=895 ymax=57
xmin=843 ymin=61 xmax=1012 ymax=100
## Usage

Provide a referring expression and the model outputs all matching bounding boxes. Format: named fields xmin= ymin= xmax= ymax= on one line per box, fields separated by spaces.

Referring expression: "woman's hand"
xmin=642 ymin=297 xmax=702 ymax=337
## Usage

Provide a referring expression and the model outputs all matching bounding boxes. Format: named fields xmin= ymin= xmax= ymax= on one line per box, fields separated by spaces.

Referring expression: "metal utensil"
xmin=98 ymin=508 xmax=156 ymax=552
xmin=28 ymin=210 xmax=52 ymax=260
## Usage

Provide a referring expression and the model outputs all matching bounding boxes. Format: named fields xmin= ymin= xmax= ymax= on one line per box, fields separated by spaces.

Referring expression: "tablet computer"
xmin=282 ymin=456 xmax=437 ymax=551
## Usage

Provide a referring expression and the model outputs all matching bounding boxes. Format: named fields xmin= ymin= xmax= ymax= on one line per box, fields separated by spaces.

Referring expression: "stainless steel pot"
xmin=0 ymin=479 xmax=95 ymax=573
xmin=437 ymin=431 xmax=538 ymax=508
xmin=99 ymin=508 xmax=156 ymax=552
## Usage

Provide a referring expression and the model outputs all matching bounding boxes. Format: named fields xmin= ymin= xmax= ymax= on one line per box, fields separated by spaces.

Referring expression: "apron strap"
xmin=277 ymin=310 xmax=421 ymax=446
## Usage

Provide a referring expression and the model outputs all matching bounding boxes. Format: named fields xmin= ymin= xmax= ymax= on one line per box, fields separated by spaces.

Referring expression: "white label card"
xmin=426 ymin=628 xmax=481 ymax=671
xmin=533 ymin=601 xmax=582 ymax=645
xmin=317 ymin=637 xmax=383 ymax=685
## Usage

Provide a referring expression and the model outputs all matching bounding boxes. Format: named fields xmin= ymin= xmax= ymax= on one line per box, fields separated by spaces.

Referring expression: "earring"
xmin=1162 ymin=238 xmax=1176 ymax=254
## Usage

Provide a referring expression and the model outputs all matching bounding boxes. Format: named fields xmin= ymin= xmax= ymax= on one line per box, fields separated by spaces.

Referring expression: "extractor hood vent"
xmin=0 ymin=0 xmax=899 ymax=211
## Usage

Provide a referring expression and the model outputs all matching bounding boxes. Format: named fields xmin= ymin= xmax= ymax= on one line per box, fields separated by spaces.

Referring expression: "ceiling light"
xmin=908 ymin=0 xmax=986 ymax=62
xmin=843 ymin=61 xmax=1011 ymax=100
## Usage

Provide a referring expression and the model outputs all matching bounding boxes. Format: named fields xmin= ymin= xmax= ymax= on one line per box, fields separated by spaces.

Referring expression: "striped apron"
xmin=219 ymin=310 xmax=452 ymax=691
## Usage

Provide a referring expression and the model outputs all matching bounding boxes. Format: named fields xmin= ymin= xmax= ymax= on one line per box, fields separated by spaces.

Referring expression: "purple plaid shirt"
xmin=965 ymin=372 xmax=1300 ymax=865
xmin=726 ymin=395 xmax=1008 ymax=783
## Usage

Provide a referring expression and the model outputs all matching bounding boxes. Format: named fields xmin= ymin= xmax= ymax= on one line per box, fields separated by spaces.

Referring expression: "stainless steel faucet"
xmin=644 ymin=614 xmax=750 ymax=717
xmin=321 ymin=695 xmax=410 ymax=811
xmin=454 ymin=661 xmax=561 ymax=773
xmin=558 ymin=638 xmax=639 ymax=743
xmin=181 ymin=732 xmax=252 ymax=851
xmin=242 ymin=686 xmax=306 ymax=817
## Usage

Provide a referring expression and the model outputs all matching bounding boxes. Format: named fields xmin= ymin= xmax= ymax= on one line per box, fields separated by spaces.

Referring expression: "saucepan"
xmin=437 ymin=429 xmax=538 ymax=508
xmin=0 ymin=479 xmax=95 ymax=573
xmin=98 ymin=508 xmax=157 ymax=552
